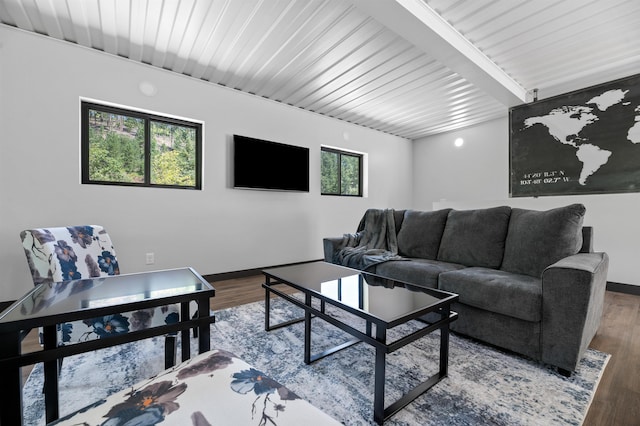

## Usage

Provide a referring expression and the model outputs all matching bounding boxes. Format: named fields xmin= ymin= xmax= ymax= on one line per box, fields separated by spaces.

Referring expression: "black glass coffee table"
xmin=262 ymin=261 xmax=458 ymax=425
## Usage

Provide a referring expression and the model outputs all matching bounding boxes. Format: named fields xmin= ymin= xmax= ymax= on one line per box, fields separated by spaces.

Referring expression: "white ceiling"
xmin=1 ymin=0 xmax=638 ymax=140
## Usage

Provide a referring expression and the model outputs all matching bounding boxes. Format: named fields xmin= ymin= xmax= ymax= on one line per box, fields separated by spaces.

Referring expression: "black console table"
xmin=0 ymin=267 xmax=215 ymax=425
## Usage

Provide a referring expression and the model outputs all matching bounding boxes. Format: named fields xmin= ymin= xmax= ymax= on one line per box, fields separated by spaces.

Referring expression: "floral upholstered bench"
xmin=48 ymin=349 xmax=340 ymax=425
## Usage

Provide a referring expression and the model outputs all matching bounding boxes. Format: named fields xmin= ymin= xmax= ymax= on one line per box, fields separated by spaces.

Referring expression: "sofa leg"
xmin=558 ymin=367 xmax=572 ymax=377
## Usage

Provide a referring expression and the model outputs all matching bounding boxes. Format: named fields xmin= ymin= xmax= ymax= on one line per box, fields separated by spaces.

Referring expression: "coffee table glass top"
xmin=263 ymin=261 xmax=455 ymax=324
xmin=0 ymin=267 xmax=213 ymax=325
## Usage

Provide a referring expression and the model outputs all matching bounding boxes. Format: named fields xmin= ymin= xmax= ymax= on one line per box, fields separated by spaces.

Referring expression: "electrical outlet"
xmin=145 ymin=252 xmax=155 ymax=265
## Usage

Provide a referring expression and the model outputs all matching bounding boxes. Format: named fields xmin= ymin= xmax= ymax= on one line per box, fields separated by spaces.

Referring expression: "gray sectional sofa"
xmin=323 ymin=204 xmax=609 ymax=375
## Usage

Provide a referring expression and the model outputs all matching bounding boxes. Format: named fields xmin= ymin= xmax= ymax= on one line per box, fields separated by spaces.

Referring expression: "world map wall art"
xmin=509 ymin=72 xmax=640 ymax=197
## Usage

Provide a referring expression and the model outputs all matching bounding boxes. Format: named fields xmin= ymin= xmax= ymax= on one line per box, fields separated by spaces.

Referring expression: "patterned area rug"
xmin=23 ymin=298 xmax=609 ymax=425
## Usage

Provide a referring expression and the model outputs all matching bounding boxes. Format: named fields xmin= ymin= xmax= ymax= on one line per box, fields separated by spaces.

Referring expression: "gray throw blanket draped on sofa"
xmin=333 ymin=208 xmax=403 ymax=270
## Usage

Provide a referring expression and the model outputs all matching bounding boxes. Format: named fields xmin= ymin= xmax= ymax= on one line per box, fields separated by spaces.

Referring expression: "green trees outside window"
xmin=150 ymin=121 xmax=197 ymax=186
xmin=321 ymin=147 xmax=362 ymax=196
xmin=81 ymin=102 xmax=202 ymax=189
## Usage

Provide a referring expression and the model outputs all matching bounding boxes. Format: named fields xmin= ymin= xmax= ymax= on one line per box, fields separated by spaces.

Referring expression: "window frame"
xmin=321 ymin=146 xmax=363 ymax=197
xmin=81 ymin=101 xmax=202 ymax=190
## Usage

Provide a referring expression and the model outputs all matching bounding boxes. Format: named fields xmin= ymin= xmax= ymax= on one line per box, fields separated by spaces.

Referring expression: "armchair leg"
xmin=164 ymin=335 xmax=177 ymax=369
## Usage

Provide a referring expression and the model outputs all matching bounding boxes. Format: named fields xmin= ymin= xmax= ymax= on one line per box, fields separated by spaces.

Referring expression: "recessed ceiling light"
xmin=454 ymin=137 xmax=464 ymax=147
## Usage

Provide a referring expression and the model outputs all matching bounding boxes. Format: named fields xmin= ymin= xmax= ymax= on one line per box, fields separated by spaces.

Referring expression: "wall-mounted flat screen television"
xmin=233 ymin=135 xmax=310 ymax=192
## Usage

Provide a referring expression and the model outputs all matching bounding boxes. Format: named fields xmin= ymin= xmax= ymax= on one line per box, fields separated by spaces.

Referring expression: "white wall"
xmin=413 ymin=117 xmax=640 ymax=286
xmin=0 ymin=27 xmax=413 ymax=300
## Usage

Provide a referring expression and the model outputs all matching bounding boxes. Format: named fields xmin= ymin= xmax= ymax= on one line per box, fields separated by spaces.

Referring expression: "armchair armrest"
xmin=541 ymin=252 xmax=609 ymax=372
xmin=323 ymin=234 xmax=360 ymax=263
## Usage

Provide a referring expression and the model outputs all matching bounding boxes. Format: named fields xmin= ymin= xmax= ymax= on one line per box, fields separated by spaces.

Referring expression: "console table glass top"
xmin=0 ymin=268 xmax=212 ymax=327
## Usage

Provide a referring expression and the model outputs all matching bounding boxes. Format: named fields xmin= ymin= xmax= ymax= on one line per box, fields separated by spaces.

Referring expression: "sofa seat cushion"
xmin=437 ymin=206 xmax=511 ymax=268
xmin=396 ymin=209 xmax=450 ymax=259
xmin=374 ymin=258 xmax=466 ymax=289
xmin=439 ymin=267 xmax=542 ymax=322
xmin=501 ymin=204 xmax=585 ymax=278
xmin=450 ymin=302 xmax=541 ymax=360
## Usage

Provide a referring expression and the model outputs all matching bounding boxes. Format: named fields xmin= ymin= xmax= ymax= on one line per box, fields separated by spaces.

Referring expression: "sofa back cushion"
xmin=397 ymin=209 xmax=450 ymax=259
xmin=437 ymin=206 xmax=512 ymax=268
xmin=393 ymin=209 xmax=407 ymax=235
xmin=501 ymin=204 xmax=585 ymax=277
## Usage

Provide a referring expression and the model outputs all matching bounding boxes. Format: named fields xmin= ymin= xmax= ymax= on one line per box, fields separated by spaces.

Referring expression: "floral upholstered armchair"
xmin=20 ymin=225 xmax=180 ymax=367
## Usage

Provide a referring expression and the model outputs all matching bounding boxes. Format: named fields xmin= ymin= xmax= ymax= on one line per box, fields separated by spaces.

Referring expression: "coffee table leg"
xmin=439 ymin=309 xmax=451 ymax=378
xmin=262 ymin=277 xmax=306 ymax=333
xmin=264 ymin=276 xmax=272 ymax=331
xmin=304 ymin=293 xmax=312 ymax=364
xmin=374 ymin=326 xmax=387 ymax=425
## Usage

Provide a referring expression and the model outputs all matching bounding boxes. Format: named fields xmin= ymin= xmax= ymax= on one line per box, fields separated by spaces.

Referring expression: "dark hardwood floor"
xmin=19 ymin=275 xmax=640 ymax=425
xmin=584 ymin=290 xmax=640 ymax=426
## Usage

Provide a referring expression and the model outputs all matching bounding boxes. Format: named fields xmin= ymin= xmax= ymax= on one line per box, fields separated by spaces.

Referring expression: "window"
xmin=81 ymin=101 xmax=202 ymax=189
xmin=321 ymin=147 xmax=363 ymax=196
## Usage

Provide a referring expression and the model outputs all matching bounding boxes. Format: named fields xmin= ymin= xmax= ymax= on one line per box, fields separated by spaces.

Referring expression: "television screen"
xmin=233 ymin=135 xmax=310 ymax=192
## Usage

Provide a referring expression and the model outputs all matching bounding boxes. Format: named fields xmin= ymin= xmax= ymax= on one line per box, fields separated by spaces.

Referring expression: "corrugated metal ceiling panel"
xmin=425 ymin=0 xmax=640 ymax=98
xmin=0 ymin=0 xmax=638 ymax=139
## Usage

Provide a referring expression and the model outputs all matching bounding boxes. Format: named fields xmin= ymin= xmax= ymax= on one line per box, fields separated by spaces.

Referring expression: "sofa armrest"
xmin=541 ymin=252 xmax=609 ymax=372
xmin=323 ymin=234 xmax=360 ymax=263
